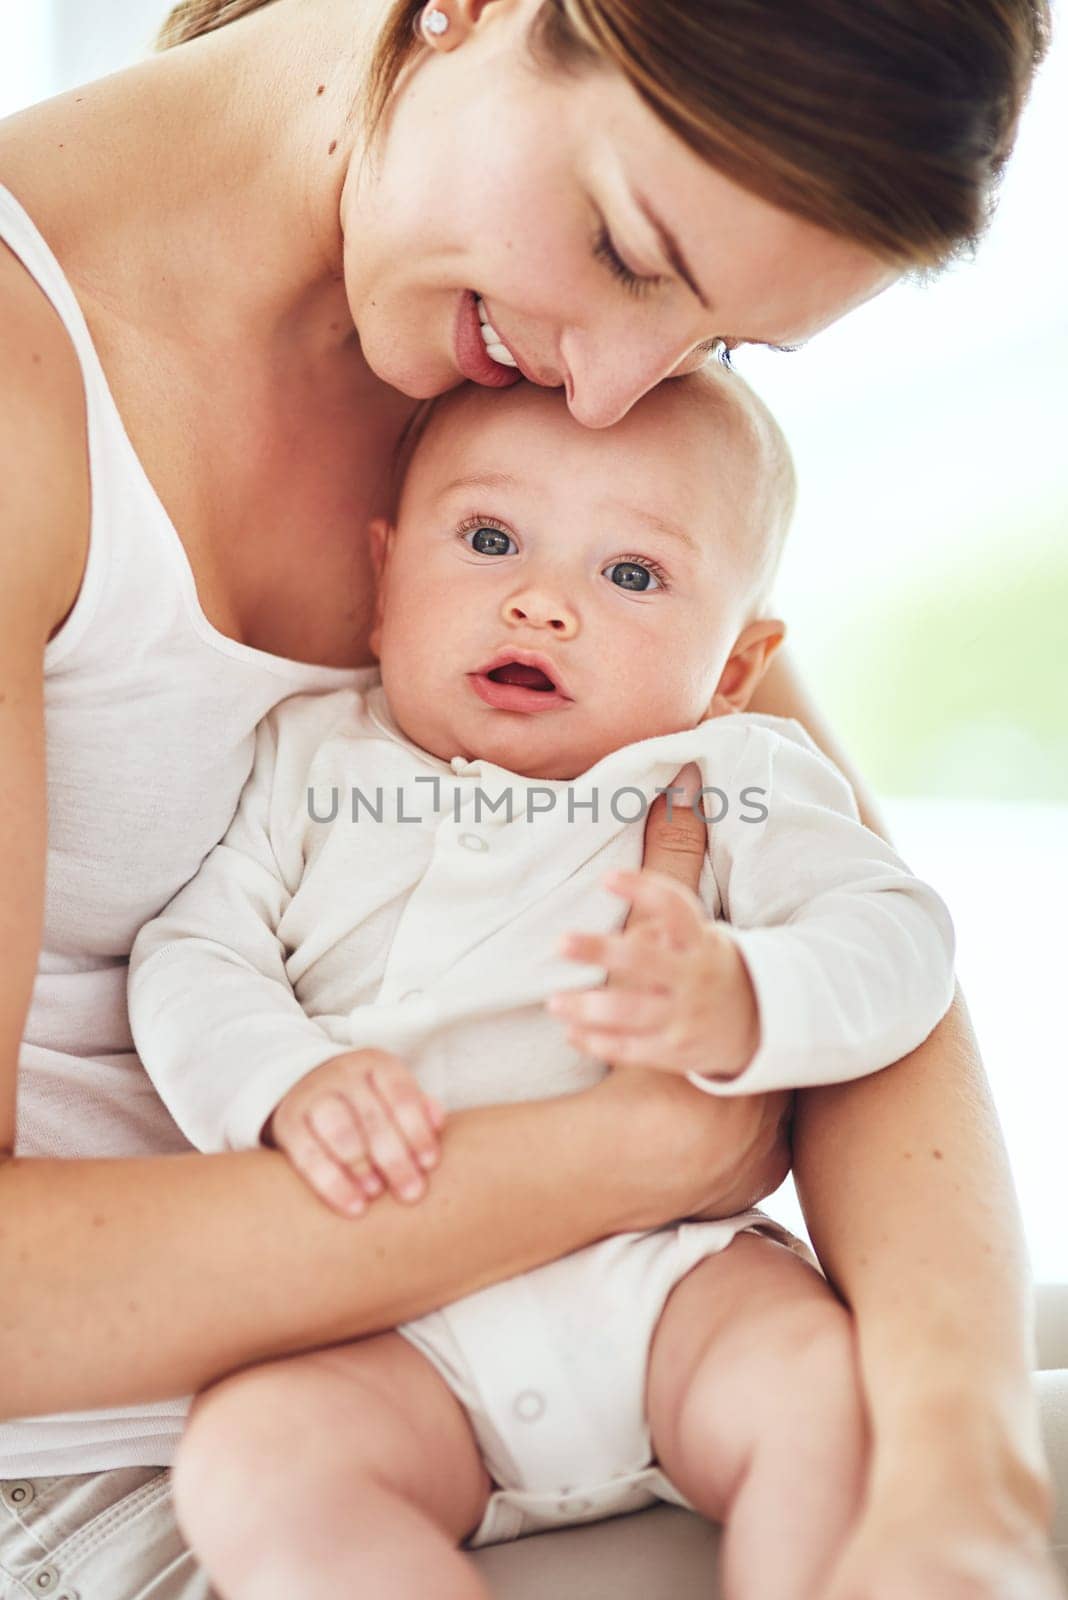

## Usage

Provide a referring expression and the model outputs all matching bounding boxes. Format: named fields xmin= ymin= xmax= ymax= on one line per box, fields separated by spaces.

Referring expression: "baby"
xmin=129 ymin=369 xmax=955 ymax=1600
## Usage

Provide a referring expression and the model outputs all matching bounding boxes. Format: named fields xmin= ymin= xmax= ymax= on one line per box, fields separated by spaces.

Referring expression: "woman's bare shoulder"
xmin=0 ymin=244 xmax=89 ymax=640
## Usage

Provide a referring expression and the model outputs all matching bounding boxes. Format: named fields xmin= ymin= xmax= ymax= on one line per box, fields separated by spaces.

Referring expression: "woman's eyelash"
xmin=590 ymin=225 xmax=806 ymax=360
xmin=593 ymin=226 xmax=663 ymax=299
xmin=693 ymin=338 xmax=734 ymax=368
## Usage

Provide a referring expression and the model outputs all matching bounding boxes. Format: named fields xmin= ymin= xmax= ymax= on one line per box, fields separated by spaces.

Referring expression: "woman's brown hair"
xmin=159 ymin=0 xmax=1051 ymax=267
xmin=157 ymin=0 xmax=276 ymax=50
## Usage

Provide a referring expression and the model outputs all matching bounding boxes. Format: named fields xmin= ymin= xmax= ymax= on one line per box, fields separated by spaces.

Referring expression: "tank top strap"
xmin=0 ymin=182 xmax=363 ymax=687
xmin=0 ymin=182 xmax=158 ymax=669
xmin=0 ymin=185 xmax=116 ymax=404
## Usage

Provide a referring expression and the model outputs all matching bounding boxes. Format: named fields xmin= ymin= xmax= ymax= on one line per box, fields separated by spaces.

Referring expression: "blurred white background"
xmin=1 ymin=2 xmax=1065 ymax=1276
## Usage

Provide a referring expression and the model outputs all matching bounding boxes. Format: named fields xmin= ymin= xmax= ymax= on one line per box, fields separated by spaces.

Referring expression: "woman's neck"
xmin=0 ymin=0 xmax=394 ymax=369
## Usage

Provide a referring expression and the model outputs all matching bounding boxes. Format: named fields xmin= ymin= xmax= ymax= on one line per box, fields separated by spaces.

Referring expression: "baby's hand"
xmin=266 ymin=1049 xmax=446 ymax=1218
xmin=549 ymin=868 xmax=760 ymax=1082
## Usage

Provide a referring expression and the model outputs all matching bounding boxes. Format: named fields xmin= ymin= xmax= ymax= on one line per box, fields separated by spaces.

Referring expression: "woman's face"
xmin=342 ymin=0 xmax=898 ymax=429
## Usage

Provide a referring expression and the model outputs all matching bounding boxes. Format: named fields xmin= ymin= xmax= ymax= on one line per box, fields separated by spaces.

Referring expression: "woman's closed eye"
xmin=591 ymin=221 xmax=737 ymax=372
xmin=593 ymin=224 xmax=664 ymax=300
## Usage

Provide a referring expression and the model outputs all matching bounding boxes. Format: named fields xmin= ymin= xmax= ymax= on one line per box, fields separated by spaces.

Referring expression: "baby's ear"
xmin=708 ymin=619 xmax=786 ymax=717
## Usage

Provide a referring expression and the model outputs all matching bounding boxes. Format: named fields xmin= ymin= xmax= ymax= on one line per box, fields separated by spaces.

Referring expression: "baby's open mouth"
xmin=487 ymin=662 xmax=556 ymax=693
xmin=469 ymin=652 xmax=572 ymax=714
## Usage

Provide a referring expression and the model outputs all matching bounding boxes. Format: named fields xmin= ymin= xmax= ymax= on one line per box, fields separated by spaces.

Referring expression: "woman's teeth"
xmin=476 ymin=295 xmax=520 ymax=369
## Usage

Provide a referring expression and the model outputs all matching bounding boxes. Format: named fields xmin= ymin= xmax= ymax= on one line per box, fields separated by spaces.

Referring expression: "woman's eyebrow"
xmin=631 ymin=190 xmax=711 ymax=310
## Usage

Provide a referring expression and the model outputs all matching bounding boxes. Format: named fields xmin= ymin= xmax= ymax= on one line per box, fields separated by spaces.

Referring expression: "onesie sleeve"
xmin=686 ymin=719 xmax=956 ymax=1097
xmin=128 ymin=702 xmax=346 ymax=1153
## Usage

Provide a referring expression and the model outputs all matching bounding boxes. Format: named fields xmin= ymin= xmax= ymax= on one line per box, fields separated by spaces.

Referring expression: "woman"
xmin=0 ymin=0 xmax=1061 ymax=1597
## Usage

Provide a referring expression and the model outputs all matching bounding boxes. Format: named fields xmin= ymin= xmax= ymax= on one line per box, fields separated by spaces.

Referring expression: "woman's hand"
xmin=820 ymin=1371 xmax=1063 ymax=1599
xmin=587 ymin=764 xmax=791 ymax=1229
xmin=821 ymin=1477 xmax=1065 ymax=1600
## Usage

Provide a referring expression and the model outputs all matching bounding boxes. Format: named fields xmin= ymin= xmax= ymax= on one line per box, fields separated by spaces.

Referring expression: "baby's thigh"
xmin=174 ymin=1333 xmax=490 ymax=1550
xmin=647 ymin=1233 xmax=863 ymax=1502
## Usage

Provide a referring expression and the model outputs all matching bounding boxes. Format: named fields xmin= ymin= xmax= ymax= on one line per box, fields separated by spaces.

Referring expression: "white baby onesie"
xmin=128 ymin=678 xmax=955 ymax=1544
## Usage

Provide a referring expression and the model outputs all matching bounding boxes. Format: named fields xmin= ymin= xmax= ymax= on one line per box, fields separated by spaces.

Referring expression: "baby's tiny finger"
xmin=371 ymin=1062 xmax=441 ymax=1173
xmin=558 ymin=930 xmax=674 ymax=991
xmin=425 ymin=1094 xmax=447 ymax=1131
xmin=283 ymin=1126 xmax=367 ymax=1218
xmin=567 ymin=1026 xmax=672 ymax=1070
xmin=306 ymin=1093 xmax=382 ymax=1200
xmin=549 ymin=989 xmax=673 ymax=1033
xmin=606 ymin=869 xmax=704 ymax=946
xmin=354 ymin=1082 xmax=425 ymax=1203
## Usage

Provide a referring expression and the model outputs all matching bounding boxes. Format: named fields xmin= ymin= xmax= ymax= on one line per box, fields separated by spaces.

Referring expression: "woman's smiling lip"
xmin=478 ymin=296 xmax=565 ymax=390
xmin=455 ymin=290 xmax=522 ymax=388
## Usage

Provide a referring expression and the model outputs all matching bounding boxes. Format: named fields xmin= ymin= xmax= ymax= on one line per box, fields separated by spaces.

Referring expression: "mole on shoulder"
xmin=329 ymin=140 xmax=338 ymax=155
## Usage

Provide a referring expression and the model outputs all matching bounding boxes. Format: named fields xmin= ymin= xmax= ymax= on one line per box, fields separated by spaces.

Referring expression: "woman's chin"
xmin=359 ymin=340 xmax=468 ymax=401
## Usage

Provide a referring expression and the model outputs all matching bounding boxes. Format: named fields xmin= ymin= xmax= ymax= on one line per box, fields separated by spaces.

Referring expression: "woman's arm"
xmin=0 ymin=265 xmax=790 ymax=1424
xmin=750 ymin=649 xmax=1059 ymax=1590
xmin=1 ymin=1077 xmax=789 ymax=1422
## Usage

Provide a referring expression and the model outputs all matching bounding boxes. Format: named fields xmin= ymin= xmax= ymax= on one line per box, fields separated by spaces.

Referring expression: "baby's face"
xmin=372 ymin=379 xmax=779 ymax=780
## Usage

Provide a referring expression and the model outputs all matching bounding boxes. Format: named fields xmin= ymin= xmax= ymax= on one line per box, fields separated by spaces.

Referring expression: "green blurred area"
xmin=801 ymin=503 xmax=1068 ymax=803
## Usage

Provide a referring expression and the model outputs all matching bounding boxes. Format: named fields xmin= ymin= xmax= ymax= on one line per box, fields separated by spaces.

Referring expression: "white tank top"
xmin=0 ymin=185 xmax=379 ymax=1477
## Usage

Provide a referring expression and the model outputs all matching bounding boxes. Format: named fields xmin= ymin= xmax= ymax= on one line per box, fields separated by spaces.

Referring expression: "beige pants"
xmin=3 ymin=1291 xmax=1067 ymax=1600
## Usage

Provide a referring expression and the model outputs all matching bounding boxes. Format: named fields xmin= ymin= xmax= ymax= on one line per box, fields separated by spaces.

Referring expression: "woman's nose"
xmin=501 ymin=585 xmax=579 ymax=639
xmin=560 ymin=329 xmax=683 ymax=430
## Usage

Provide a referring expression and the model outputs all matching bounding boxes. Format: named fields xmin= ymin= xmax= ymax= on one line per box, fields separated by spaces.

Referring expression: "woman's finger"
xmin=638 ymin=763 xmax=706 ymax=901
xmin=305 ymin=1092 xmax=383 ymax=1200
xmin=370 ymin=1060 xmax=441 ymax=1173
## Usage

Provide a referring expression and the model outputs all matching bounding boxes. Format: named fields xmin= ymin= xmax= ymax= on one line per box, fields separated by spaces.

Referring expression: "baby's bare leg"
xmin=173 ymin=1332 xmax=492 ymax=1600
xmin=647 ymin=1232 xmax=867 ymax=1600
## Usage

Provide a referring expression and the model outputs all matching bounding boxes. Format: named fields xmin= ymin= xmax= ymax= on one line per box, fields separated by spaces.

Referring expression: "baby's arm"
xmin=128 ymin=706 xmax=441 ymax=1212
xmin=555 ymin=720 xmax=956 ymax=1094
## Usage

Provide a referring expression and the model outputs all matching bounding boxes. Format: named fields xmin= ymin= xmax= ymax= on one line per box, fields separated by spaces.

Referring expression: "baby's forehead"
xmin=397 ymin=375 xmax=791 ymax=604
xmin=409 ymin=372 xmax=759 ymax=501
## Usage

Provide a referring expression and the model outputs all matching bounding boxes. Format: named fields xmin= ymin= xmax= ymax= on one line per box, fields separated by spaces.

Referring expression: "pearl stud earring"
xmin=420 ymin=6 xmax=450 ymax=38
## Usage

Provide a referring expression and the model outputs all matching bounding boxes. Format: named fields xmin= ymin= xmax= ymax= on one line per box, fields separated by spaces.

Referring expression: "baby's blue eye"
xmin=468 ymin=526 xmax=515 ymax=557
xmin=604 ymin=560 xmax=660 ymax=592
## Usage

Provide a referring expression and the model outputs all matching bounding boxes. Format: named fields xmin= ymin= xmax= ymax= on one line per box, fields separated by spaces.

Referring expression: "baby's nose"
xmin=502 ymin=587 xmax=578 ymax=639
